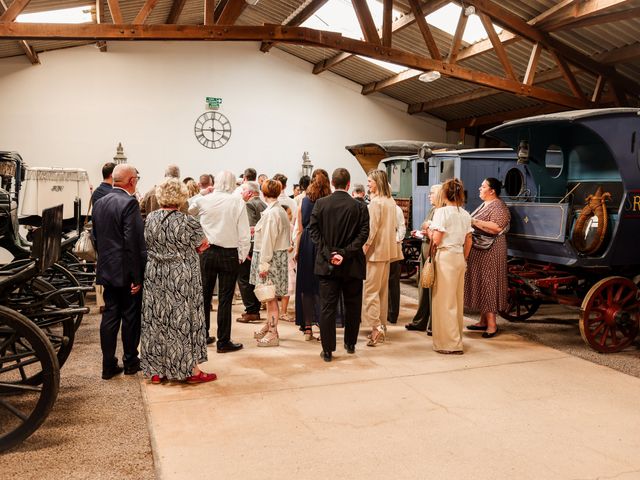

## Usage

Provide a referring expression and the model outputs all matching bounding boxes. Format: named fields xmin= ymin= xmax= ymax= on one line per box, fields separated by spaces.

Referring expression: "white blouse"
xmin=429 ymin=206 xmax=473 ymax=253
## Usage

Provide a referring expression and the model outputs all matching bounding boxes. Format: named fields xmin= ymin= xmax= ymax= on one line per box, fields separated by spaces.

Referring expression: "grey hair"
xmin=112 ymin=164 xmax=136 ymax=183
xmin=215 ymin=170 xmax=237 ymax=193
xmin=352 ymin=183 xmax=365 ymax=194
xmin=430 ymin=183 xmax=442 ymax=193
xmin=243 ymin=181 xmax=260 ymax=194
xmin=164 ymin=164 xmax=180 ymax=178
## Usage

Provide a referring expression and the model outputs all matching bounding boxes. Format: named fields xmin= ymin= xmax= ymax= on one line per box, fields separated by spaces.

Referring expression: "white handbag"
xmin=254 ymin=280 xmax=276 ymax=302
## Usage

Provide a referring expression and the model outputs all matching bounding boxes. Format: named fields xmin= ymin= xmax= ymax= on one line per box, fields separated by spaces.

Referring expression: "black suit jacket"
xmin=308 ymin=190 xmax=369 ymax=279
xmin=92 ymin=188 xmax=147 ymax=288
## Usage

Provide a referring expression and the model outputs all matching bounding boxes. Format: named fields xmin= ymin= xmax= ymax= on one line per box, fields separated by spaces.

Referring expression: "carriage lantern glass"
xmin=517 ymin=140 xmax=529 ymax=164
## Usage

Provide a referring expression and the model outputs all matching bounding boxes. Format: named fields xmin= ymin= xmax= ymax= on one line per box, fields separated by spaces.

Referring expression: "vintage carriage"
xmin=485 ymin=108 xmax=640 ymax=353
xmin=0 ymin=152 xmax=91 ymax=452
xmin=346 ymin=141 xmax=536 ymax=277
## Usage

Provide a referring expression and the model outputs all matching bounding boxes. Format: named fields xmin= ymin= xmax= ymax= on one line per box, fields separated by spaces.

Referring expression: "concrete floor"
xmin=142 ymin=297 xmax=640 ymax=480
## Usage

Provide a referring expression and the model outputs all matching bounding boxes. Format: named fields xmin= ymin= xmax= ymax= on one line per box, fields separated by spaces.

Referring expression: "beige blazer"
xmin=365 ymin=196 xmax=402 ymax=262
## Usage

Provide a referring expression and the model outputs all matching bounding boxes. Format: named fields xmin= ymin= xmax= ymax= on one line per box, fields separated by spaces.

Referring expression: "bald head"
xmin=113 ymin=164 xmax=139 ymax=194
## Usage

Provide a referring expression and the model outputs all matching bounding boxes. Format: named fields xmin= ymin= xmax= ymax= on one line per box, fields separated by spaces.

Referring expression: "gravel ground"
xmin=0 ymin=306 xmax=155 ymax=480
xmin=401 ymin=279 xmax=640 ymax=378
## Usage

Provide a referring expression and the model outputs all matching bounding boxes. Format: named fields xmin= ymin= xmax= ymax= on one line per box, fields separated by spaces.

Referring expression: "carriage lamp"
xmin=517 ymin=140 xmax=529 ymax=164
xmin=113 ymin=142 xmax=127 ymax=164
xmin=301 ymin=151 xmax=313 ymax=177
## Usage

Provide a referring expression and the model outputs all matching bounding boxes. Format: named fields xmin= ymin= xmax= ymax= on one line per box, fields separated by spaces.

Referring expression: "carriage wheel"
xmin=5 ymin=277 xmax=75 ymax=384
xmin=499 ymin=279 xmax=541 ymax=321
xmin=0 ymin=306 xmax=60 ymax=453
xmin=40 ymin=264 xmax=86 ymax=332
xmin=579 ymin=276 xmax=640 ymax=353
xmin=59 ymin=251 xmax=96 ymax=289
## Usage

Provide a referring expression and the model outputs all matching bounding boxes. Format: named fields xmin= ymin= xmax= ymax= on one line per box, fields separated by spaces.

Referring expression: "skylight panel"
xmin=302 ymin=0 xmax=408 ymax=74
xmin=17 ymin=5 xmax=92 ymax=24
xmin=426 ymin=2 xmax=502 ymax=44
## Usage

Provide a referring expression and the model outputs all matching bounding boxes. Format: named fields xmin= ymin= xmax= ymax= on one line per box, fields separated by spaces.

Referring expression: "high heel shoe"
xmin=366 ymin=325 xmax=386 ymax=347
xmin=257 ymin=331 xmax=279 ymax=347
xmin=253 ymin=323 xmax=270 ymax=339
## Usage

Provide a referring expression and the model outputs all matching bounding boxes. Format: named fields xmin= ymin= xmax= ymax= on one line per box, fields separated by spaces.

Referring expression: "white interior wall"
xmin=0 ymin=41 xmax=445 ymax=195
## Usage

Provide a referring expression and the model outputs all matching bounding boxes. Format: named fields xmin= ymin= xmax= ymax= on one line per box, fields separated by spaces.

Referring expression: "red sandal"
xmin=151 ymin=375 xmax=165 ymax=384
xmin=186 ymin=371 xmax=217 ymax=384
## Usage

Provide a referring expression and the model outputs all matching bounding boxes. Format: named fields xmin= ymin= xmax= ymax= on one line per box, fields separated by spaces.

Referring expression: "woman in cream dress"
xmin=428 ymin=178 xmax=473 ymax=354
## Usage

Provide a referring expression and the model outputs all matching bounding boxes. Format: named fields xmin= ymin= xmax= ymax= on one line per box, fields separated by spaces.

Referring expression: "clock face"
xmin=194 ymin=111 xmax=232 ymax=149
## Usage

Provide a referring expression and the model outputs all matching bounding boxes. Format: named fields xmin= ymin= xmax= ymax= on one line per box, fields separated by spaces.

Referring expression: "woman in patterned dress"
xmin=140 ymin=178 xmax=216 ymax=384
xmin=464 ymin=177 xmax=511 ymax=338
xmin=251 ymin=179 xmax=291 ymax=347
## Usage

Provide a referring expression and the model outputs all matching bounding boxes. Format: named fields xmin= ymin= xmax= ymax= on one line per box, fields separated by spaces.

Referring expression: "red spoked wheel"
xmin=579 ymin=276 xmax=640 ymax=353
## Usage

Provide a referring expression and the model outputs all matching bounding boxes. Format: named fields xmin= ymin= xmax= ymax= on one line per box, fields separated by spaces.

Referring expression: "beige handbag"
xmin=73 ymin=200 xmax=96 ymax=262
xmin=254 ymin=280 xmax=276 ymax=302
xmin=420 ymin=243 xmax=436 ymax=289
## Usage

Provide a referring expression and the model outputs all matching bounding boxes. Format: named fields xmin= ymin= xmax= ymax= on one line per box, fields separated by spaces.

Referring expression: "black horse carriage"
xmin=0 ymin=153 xmax=91 ymax=451
xmin=485 ymin=108 xmax=640 ymax=353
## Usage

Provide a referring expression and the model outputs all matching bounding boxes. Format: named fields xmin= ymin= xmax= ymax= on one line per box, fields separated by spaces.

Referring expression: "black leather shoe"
xmin=344 ymin=344 xmax=355 ymax=354
xmin=102 ymin=365 xmax=124 ymax=380
xmin=124 ymin=362 xmax=141 ymax=375
xmin=482 ymin=329 xmax=498 ymax=338
xmin=405 ymin=323 xmax=427 ymax=331
xmin=206 ymin=336 xmax=216 ymax=345
xmin=217 ymin=341 xmax=243 ymax=353
xmin=320 ymin=351 xmax=332 ymax=362
xmin=427 ymin=330 xmax=432 ymax=337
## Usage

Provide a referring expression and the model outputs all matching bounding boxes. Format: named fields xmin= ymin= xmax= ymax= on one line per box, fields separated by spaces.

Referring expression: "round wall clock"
xmin=194 ymin=111 xmax=232 ymax=149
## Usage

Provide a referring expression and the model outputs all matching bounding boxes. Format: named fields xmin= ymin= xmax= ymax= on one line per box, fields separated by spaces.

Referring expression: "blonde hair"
xmin=185 ymin=179 xmax=200 ymax=198
xmin=156 ymin=177 xmax=187 ymax=208
xmin=430 ymin=184 xmax=445 ymax=208
xmin=367 ymin=169 xmax=391 ymax=198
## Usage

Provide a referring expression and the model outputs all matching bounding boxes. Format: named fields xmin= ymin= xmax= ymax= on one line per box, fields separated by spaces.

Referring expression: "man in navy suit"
xmin=309 ymin=168 xmax=369 ymax=362
xmin=92 ymin=164 xmax=147 ymax=379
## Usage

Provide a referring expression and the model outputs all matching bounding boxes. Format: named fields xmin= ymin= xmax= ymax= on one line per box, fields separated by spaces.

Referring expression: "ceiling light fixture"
xmin=418 ymin=71 xmax=441 ymax=83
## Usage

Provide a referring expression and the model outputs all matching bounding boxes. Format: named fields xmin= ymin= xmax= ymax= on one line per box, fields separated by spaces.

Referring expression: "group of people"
xmin=90 ymin=159 xmax=510 ymax=384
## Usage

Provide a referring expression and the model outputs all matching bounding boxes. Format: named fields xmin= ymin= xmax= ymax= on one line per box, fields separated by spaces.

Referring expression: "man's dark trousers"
xmin=318 ymin=275 xmax=362 ymax=352
xmin=387 ymin=260 xmax=401 ymax=323
xmin=101 ymin=286 xmax=142 ymax=371
xmin=237 ymin=255 xmax=260 ymax=314
xmin=201 ymin=245 xmax=239 ymax=344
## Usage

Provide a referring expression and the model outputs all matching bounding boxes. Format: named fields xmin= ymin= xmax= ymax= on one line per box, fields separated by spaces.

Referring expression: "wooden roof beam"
xmin=408 ymin=88 xmax=497 ymax=114
xmin=446 ymin=104 xmax=562 ymax=130
xmin=309 ymin=0 xmax=448 ymax=73
xmin=478 ymin=11 xmax=516 ymax=81
xmin=351 ymin=0 xmax=380 ymax=45
xmin=408 ymin=0 xmax=441 ymax=60
xmin=105 ymin=0 xmax=122 ymax=24
xmin=313 ymin=51 xmax=351 ymax=74
xmin=166 ymin=0 xmax=186 ymax=24
xmin=216 ymin=0 xmax=247 ymax=25
xmin=0 ymin=0 xmax=38 ymax=63
xmin=597 ymin=43 xmax=640 ymax=65
xmin=382 ymin=0 xmax=392 ymax=47
xmin=550 ymin=50 xmax=586 ymax=101
xmin=461 ymin=0 xmax=640 ymax=96
xmin=523 ymin=42 xmax=542 ymax=85
xmin=537 ymin=0 xmax=629 ymax=31
xmin=205 ymin=0 xmax=215 ymax=25
xmin=591 ymin=75 xmax=605 ymax=103
xmin=0 ymin=0 xmax=30 ymax=22
xmin=261 ymin=0 xmax=329 ymax=52
xmin=447 ymin=8 xmax=467 ymax=63
xmin=362 ymin=68 xmax=422 ymax=95
xmin=545 ymin=6 xmax=640 ymax=31
xmin=133 ymin=0 xmax=159 ymax=25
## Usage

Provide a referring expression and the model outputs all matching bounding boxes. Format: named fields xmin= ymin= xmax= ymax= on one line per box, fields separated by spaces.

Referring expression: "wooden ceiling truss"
xmin=0 ymin=0 xmax=637 ymax=130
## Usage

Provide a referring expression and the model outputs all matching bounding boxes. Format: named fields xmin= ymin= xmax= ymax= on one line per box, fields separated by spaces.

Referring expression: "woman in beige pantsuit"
xmin=362 ymin=170 xmax=402 ymax=346
xmin=428 ymin=179 xmax=473 ymax=354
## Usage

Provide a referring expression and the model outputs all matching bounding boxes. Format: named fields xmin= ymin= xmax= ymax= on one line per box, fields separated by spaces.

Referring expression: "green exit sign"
xmin=206 ymin=97 xmax=222 ymax=109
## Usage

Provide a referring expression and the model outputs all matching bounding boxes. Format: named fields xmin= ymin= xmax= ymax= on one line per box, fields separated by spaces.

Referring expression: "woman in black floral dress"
xmin=140 ymin=178 xmax=216 ymax=384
